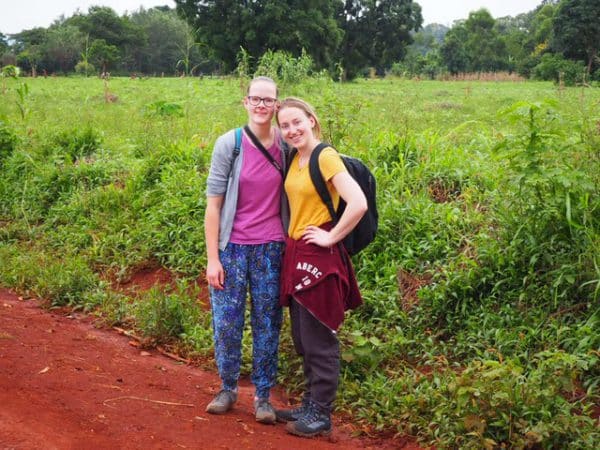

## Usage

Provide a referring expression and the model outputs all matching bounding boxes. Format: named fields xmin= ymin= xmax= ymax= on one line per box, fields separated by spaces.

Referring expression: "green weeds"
xmin=0 ymin=243 xmax=105 ymax=309
xmin=0 ymin=77 xmax=598 ymax=448
xmin=0 ymin=120 xmax=18 ymax=165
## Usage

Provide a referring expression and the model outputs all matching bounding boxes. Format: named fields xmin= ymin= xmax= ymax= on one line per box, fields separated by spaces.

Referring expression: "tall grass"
xmin=0 ymin=75 xmax=598 ymax=448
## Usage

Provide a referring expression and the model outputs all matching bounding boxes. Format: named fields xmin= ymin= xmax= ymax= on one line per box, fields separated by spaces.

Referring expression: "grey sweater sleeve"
xmin=206 ymin=129 xmax=237 ymax=196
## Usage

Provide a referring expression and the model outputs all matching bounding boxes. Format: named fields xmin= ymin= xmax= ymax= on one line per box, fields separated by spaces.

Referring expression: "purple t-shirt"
xmin=229 ymin=132 xmax=285 ymax=244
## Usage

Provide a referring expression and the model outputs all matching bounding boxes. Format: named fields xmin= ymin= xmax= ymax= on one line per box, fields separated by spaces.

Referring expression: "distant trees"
xmin=0 ymin=0 xmax=598 ymax=82
xmin=44 ymin=25 xmax=84 ymax=73
xmin=130 ymin=8 xmax=209 ymax=75
xmin=392 ymin=24 xmax=447 ymax=78
xmin=552 ymin=0 xmax=600 ymax=76
xmin=440 ymin=22 xmax=469 ymax=74
xmin=88 ymin=39 xmax=119 ymax=74
xmin=464 ymin=10 xmax=507 ymax=72
xmin=434 ymin=0 xmax=598 ymax=84
xmin=174 ymin=0 xmax=422 ymax=78
xmin=2 ymin=6 xmax=206 ymax=76
xmin=11 ymin=28 xmax=47 ymax=76
xmin=337 ymin=0 xmax=423 ymax=78
xmin=174 ymin=0 xmax=344 ymax=73
xmin=441 ymin=9 xmax=507 ymax=74
xmin=66 ymin=6 xmax=146 ymax=72
xmin=0 ymin=33 xmax=8 ymax=56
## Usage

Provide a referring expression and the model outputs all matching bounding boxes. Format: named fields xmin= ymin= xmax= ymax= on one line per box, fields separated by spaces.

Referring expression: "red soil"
xmin=0 ymin=286 xmax=423 ymax=449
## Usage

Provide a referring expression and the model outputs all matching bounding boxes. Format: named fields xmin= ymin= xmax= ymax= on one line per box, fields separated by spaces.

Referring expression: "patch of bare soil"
xmin=0 ymin=287 xmax=423 ymax=449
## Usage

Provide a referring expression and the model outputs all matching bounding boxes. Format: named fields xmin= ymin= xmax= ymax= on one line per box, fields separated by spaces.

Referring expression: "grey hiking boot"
xmin=254 ymin=398 xmax=276 ymax=424
xmin=206 ymin=389 xmax=237 ymax=414
xmin=285 ymin=402 xmax=332 ymax=438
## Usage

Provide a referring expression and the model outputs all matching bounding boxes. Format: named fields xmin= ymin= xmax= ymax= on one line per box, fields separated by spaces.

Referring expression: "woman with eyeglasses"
xmin=204 ymin=76 xmax=288 ymax=424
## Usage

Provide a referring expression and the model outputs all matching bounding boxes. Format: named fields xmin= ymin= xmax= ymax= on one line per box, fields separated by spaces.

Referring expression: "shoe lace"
xmin=288 ymin=402 xmax=307 ymax=414
xmin=300 ymin=402 xmax=322 ymax=424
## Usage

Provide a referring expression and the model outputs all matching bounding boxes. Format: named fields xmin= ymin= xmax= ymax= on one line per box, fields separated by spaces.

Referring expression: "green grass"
xmin=0 ymin=75 xmax=598 ymax=448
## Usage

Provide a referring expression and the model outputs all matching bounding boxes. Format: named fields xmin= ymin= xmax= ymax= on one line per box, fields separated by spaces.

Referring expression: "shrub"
xmin=493 ymin=101 xmax=598 ymax=306
xmin=1 ymin=65 xmax=20 ymax=78
xmin=532 ymin=54 xmax=587 ymax=86
xmin=143 ymin=101 xmax=184 ymax=118
xmin=133 ymin=286 xmax=201 ymax=345
xmin=255 ymin=49 xmax=313 ymax=85
xmin=74 ymin=61 xmax=95 ymax=76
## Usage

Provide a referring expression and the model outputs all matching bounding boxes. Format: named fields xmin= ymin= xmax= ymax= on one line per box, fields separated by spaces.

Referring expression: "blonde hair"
xmin=276 ymin=97 xmax=322 ymax=139
xmin=247 ymin=76 xmax=279 ymax=97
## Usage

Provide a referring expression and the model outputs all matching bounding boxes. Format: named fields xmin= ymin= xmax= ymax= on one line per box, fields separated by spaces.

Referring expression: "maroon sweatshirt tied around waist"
xmin=280 ymin=231 xmax=362 ymax=331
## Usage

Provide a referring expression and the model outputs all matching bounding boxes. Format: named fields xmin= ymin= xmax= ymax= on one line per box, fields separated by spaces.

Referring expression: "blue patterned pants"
xmin=210 ymin=242 xmax=284 ymax=399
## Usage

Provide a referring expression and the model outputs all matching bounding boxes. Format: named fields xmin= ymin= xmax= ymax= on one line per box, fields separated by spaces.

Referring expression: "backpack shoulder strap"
xmin=284 ymin=147 xmax=297 ymax=179
xmin=243 ymin=125 xmax=283 ymax=176
xmin=234 ymin=127 xmax=242 ymax=157
xmin=228 ymin=127 xmax=242 ymax=179
xmin=309 ymin=143 xmax=338 ymax=222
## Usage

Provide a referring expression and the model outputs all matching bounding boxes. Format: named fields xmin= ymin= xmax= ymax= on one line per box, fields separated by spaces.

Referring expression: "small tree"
xmin=76 ymin=35 xmax=94 ymax=77
xmin=89 ymin=38 xmax=119 ymax=74
xmin=532 ymin=53 xmax=586 ymax=86
xmin=254 ymin=49 xmax=313 ymax=86
xmin=175 ymin=24 xmax=201 ymax=76
xmin=44 ymin=24 xmax=84 ymax=73
xmin=16 ymin=46 xmax=42 ymax=77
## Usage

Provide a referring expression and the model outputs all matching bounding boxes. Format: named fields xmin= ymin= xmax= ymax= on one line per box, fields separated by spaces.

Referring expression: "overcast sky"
xmin=1 ymin=0 xmax=544 ymax=35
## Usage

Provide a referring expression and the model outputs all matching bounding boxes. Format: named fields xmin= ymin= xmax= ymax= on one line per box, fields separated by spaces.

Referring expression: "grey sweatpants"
xmin=289 ymin=297 xmax=340 ymax=414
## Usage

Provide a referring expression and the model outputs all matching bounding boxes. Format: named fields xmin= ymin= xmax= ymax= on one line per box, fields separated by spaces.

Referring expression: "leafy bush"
xmin=133 ymin=285 xmax=202 ymax=345
xmin=255 ymin=49 xmax=313 ymax=85
xmin=1 ymin=65 xmax=20 ymax=78
xmin=532 ymin=54 xmax=587 ymax=86
xmin=0 ymin=127 xmax=114 ymax=221
xmin=144 ymin=101 xmax=184 ymax=118
xmin=493 ymin=101 xmax=598 ymax=305
xmin=74 ymin=61 xmax=95 ymax=76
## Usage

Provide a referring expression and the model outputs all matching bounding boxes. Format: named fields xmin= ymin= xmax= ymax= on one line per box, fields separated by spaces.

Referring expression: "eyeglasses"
xmin=247 ymin=96 xmax=277 ymax=107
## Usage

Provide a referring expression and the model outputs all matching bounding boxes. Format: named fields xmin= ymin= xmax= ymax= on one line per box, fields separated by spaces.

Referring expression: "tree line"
xmin=0 ymin=0 xmax=598 ymax=83
xmin=397 ymin=0 xmax=599 ymax=85
xmin=1 ymin=6 xmax=203 ymax=77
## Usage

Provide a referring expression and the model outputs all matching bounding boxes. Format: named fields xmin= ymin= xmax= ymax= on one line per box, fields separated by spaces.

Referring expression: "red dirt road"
xmin=0 ymin=288 xmax=419 ymax=450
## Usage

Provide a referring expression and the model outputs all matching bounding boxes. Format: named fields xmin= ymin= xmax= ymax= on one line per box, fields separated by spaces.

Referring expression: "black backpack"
xmin=287 ymin=143 xmax=378 ymax=255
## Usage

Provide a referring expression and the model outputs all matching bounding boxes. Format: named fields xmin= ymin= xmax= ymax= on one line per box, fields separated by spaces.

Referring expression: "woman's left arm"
xmin=302 ymin=171 xmax=367 ymax=247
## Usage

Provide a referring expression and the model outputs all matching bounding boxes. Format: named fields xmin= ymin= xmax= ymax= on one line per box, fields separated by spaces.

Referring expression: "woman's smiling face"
xmin=243 ymin=79 xmax=278 ymax=126
xmin=277 ymin=106 xmax=316 ymax=150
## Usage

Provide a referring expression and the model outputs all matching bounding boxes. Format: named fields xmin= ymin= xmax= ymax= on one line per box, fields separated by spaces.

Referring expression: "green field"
xmin=1 ymin=76 xmax=599 ymax=448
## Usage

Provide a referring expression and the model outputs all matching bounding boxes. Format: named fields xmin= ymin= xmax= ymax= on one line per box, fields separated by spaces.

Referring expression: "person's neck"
xmin=247 ymin=122 xmax=272 ymax=140
xmin=296 ymin=137 xmax=320 ymax=157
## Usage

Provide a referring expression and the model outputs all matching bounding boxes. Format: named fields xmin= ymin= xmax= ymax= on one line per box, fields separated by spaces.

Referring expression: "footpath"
xmin=0 ymin=288 xmax=421 ymax=449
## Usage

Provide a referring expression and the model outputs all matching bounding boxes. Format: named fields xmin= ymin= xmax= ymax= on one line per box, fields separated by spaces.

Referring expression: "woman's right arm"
xmin=205 ymin=195 xmax=225 ymax=289
xmin=205 ymin=131 xmax=237 ymax=289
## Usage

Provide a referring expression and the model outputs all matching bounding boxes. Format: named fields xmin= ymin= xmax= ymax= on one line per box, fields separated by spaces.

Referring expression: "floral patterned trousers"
xmin=210 ymin=242 xmax=283 ymax=399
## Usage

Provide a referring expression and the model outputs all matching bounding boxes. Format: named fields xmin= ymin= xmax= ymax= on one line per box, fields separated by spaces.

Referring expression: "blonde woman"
xmin=275 ymin=97 xmax=366 ymax=437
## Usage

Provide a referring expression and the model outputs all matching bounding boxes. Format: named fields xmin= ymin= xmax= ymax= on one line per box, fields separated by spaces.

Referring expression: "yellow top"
xmin=285 ymin=147 xmax=346 ymax=239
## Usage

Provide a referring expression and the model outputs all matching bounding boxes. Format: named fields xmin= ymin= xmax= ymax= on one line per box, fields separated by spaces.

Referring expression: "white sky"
xmin=418 ymin=0 xmax=543 ymax=26
xmin=0 ymin=0 xmax=544 ymax=35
